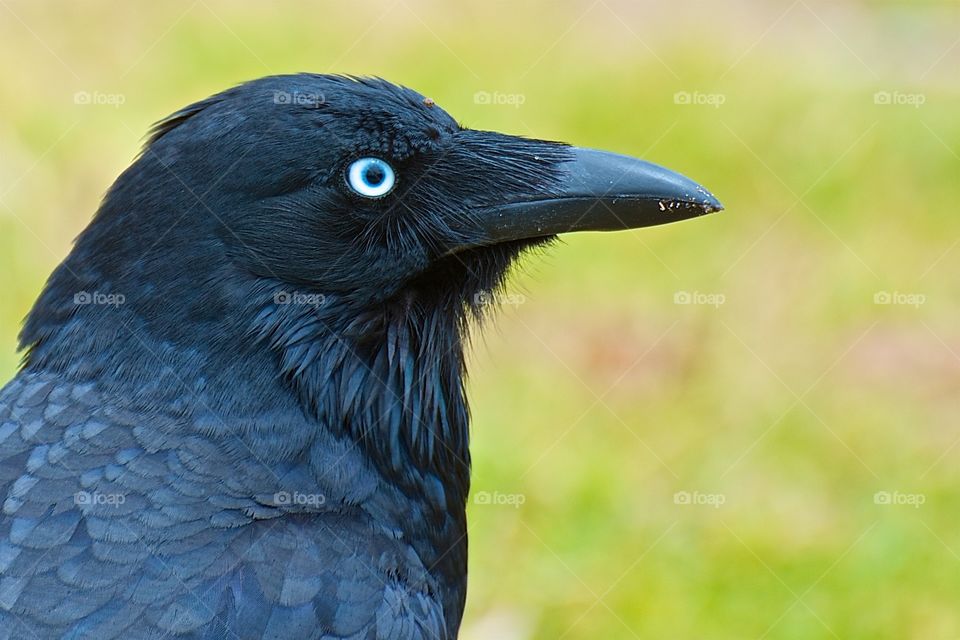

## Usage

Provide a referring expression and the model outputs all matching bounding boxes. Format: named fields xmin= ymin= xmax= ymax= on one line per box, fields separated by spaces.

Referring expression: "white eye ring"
xmin=346 ymin=157 xmax=396 ymax=198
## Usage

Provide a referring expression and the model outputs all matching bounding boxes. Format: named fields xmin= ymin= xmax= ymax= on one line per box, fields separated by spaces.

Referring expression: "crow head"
xmin=20 ymin=74 xmax=720 ymax=485
xmin=108 ymin=74 xmax=717 ymax=309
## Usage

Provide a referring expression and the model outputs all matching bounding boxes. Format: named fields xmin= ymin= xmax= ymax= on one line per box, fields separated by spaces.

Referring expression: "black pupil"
xmin=363 ymin=163 xmax=385 ymax=186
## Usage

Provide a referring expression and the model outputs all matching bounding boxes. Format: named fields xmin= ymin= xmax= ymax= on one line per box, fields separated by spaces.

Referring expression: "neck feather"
xmin=251 ymin=286 xmax=473 ymax=499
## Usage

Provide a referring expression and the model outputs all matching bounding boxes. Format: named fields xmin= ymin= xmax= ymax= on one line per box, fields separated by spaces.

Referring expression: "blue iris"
xmin=347 ymin=157 xmax=396 ymax=198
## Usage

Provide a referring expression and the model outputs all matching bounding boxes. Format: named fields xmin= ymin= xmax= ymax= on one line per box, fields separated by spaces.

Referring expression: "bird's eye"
xmin=346 ymin=157 xmax=396 ymax=198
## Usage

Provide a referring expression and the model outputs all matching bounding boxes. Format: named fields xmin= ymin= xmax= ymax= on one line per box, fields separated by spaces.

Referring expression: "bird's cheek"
xmin=387 ymin=246 xmax=434 ymax=280
xmin=337 ymin=247 xmax=431 ymax=297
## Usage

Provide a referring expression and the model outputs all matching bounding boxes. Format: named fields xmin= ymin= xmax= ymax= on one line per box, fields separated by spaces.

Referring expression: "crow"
xmin=0 ymin=74 xmax=720 ymax=639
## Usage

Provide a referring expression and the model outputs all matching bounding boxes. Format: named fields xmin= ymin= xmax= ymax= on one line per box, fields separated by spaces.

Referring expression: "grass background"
xmin=1 ymin=1 xmax=958 ymax=638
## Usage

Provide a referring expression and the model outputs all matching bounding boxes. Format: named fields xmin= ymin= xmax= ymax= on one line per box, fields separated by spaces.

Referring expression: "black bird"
xmin=0 ymin=74 xmax=720 ymax=639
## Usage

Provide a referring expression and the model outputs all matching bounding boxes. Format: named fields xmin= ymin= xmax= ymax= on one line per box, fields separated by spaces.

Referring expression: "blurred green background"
xmin=1 ymin=1 xmax=957 ymax=638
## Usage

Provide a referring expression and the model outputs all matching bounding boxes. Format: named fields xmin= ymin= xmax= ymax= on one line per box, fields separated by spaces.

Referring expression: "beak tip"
xmin=705 ymin=197 xmax=724 ymax=214
xmin=694 ymin=186 xmax=724 ymax=214
xmin=657 ymin=191 xmax=723 ymax=219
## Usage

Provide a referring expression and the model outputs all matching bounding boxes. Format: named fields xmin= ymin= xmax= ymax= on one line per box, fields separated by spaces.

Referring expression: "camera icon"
xmin=272 ymin=91 xmax=292 ymax=105
xmin=473 ymin=290 xmax=494 ymax=305
xmin=873 ymin=491 xmax=892 ymax=505
xmin=74 ymin=491 xmax=92 ymax=506
xmin=673 ymin=291 xmax=692 ymax=305
xmin=673 ymin=491 xmax=691 ymax=505
xmin=273 ymin=491 xmax=292 ymax=505
xmin=873 ymin=291 xmax=891 ymax=305
xmin=473 ymin=91 xmax=491 ymax=105
xmin=674 ymin=91 xmax=692 ymax=105
xmin=74 ymin=291 xmax=92 ymax=305
xmin=873 ymin=91 xmax=892 ymax=105
xmin=274 ymin=291 xmax=292 ymax=305
xmin=473 ymin=491 xmax=492 ymax=505
xmin=73 ymin=91 xmax=92 ymax=105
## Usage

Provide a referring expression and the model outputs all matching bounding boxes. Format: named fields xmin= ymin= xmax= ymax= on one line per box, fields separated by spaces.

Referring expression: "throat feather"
xmin=252 ymin=292 xmax=472 ymax=496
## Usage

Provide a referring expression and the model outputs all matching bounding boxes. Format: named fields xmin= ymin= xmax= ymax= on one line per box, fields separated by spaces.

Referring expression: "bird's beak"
xmin=471 ymin=146 xmax=722 ymax=247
